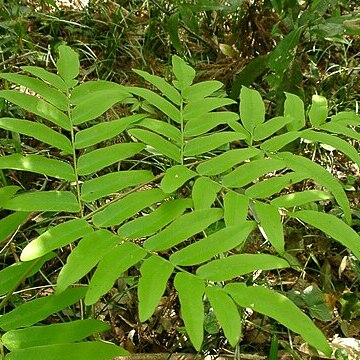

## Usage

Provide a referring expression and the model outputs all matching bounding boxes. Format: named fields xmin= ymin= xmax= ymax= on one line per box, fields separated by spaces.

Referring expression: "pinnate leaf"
xmin=161 ymin=165 xmax=197 ymax=193
xmin=192 ymin=177 xmax=221 ymax=210
xmin=182 ymin=80 xmax=223 ymax=101
xmin=22 ymin=66 xmax=67 ymax=92
xmin=253 ymin=116 xmax=291 ymax=141
xmin=224 ymin=191 xmax=249 ymax=226
xmin=56 ymin=45 xmax=79 ymax=86
xmin=271 ymin=190 xmax=332 ymax=208
xmin=172 ymin=55 xmax=196 ymax=90
xmin=284 ymin=92 xmax=305 ymax=131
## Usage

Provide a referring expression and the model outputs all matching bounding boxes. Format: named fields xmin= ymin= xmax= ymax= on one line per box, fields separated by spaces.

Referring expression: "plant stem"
xmin=180 ymin=97 xmax=184 ymax=165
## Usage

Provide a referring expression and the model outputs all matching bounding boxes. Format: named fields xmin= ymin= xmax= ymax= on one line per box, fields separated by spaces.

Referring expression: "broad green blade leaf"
xmin=129 ymin=87 xmax=181 ymax=123
xmin=0 ymin=253 xmax=54 ymax=296
xmin=133 ymin=69 xmax=181 ymax=105
xmin=192 ymin=177 xmax=221 ymax=210
xmin=0 ymin=186 xmax=21 ymax=207
xmin=174 ymin=272 xmax=205 ymax=351
xmin=277 ymin=152 xmax=351 ymax=224
xmin=224 ymin=191 xmax=249 ymax=226
xmin=331 ymin=111 xmax=360 ymax=125
xmin=56 ymin=45 xmax=79 ymax=86
xmin=57 ymin=230 xmax=119 ymax=293
xmin=222 ymin=158 xmax=286 ymax=188
xmin=138 ymin=255 xmax=174 ymax=322
xmin=183 ymin=98 xmax=236 ymax=120
xmin=3 ymin=191 xmax=80 ymax=213
xmin=0 ymin=287 xmax=86 ymax=331
xmin=260 ymin=131 xmax=300 ymax=152
xmin=284 ymin=92 xmax=305 ymax=131
xmin=0 ymin=211 xmax=29 ymax=243
xmin=301 ymin=129 xmax=360 ymax=165
xmin=21 ymin=219 xmax=93 ymax=261
xmin=309 ymin=95 xmax=328 ymax=127
xmin=2 ymin=319 xmax=109 ymax=350
xmin=4 ymin=341 xmax=128 ymax=360
xmin=85 ymin=243 xmax=146 ymax=305
xmin=225 ymin=283 xmax=332 ymax=357
xmin=245 ymin=172 xmax=306 ymax=199
xmin=77 ymin=143 xmax=144 ymax=176
xmin=182 ymin=80 xmax=224 ymax=101
xmin=172 ymin=55 xmax=196 ymax=91
xmin=128 ymin=128 xmax=181 ymax=162
xmin=137 ymin=118 xmax=182 ymax=143
xmin=196 ymin=148 xmax=261 ymax=176
xmin=205 ymin=286 xmax=241 ymax=347
xmin=290 ymin=210 xmax=360 ymax=260
xmin=72 ymin=90 xmax=130 ymax=125
xmin=118 ymin=199 xmax=193 ymax=239
xmin=161 ymin=165 xmax=197 ymax=193
xmin=253 ymin=116 xmax=291 ymax=141
xmin=22 ymin=66 xmax=67 ymax=92
xmin=184 ymin=132 xmax=245 ymax=156
xmin=319 ymin=121 xmax=360 ymax=142
xmin=271 ymin=190 xmax=332 ymax=208
xmin=144 ymin=208 xmax=223 ymax=251
xmin=0 ymin=73 xmax=68 ymax=111
xmin=170 ymin=222 xmax=255 ymax=266
xmin=75 ymin=114 xmax=146 ymax=149
xmin=240 ymin=86 xmax=265 ymax=134
xmin=0 ymin=118 xmax=72 ymax=153
xmin=81 ymin=170 xmax=154 ymax=202
xmin=197 ymin=254 xmax=289 ymax=281
xmin=253 ymin=201 xmax=284 ymax=255
xmin=0 ymin=154 xmax=75 ymax=181
xmin=184 ymin=111 xmax=239 ymax=137
xmin=92 ymin=188 xmax=167 ymax=228
xmin=0 ymin=90 xmax=70 ymax=130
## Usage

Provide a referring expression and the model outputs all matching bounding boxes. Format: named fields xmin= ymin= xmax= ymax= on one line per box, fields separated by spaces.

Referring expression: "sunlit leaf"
xmin=182 ymin=80 xmax=223 ymax=101
xmin=271 ymin=190 xmax=332 ymax=208
xmin=56 ymin=45 xmax=79 ymax=86
xmin=224 ymin=191 xmax=249 ymax=226
xmin=160 ymin=165 xmax=197 ymax=193
xmin=0 ymin=186 xmax=21 ymax=208
xmin=284 ymin=92 xmax=305 ymax=131
xmin=137 ymin=118 xmax=182 ymax=143
xmin=192 ymin=177 xmax=221 ymax=210
xmin=22 ymin=66 xmax=67 ymax=92
xmin=253 ymin=116 xmax=291 ymax=141
xmin=260 ymin=131 xmax=300 ymax=152
xmin=183 ymin=98 xmax=236 ymax=120
xmin=309 ymin=95 xmax=328 ymax=127
xmin=172 ymin=55 xmax=196 ymax=91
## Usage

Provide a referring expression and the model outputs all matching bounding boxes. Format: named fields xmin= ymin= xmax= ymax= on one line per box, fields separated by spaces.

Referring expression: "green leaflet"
xmin=166 ymin=12 xmax=182 ymax=53
xmin=245 ymin=172 xmax=306 ymax=199
xmin=205 ymin=286 xmax=241 ymax=347
xmin=137 ymin=118 xmax=182 ymax=143
xmin=301 ymin=129 xmax=360 ymax=165
xmin=0 ymin=118 xmax=72 ymax=153
xmin=289 ymin=210 xmax=360 ymax=260
xmin=197 ymin=254 xmax=289 ymax=281
xmin=184 ymin=112 xmax=239 ymax=137
xmin=92 ymin=188 xmax=168 ymax=228
xmin=2 ymin=319 xmax=109 ymax=350
xmin=129 ymin=87 xmax=181 ymax=123
xmin=2 ymin=191 xmax=80 ymax=213
xmin=0 ymin=287 xmax=87 ymax=331
xmin=330 ymin=111 xmax=360 ymax=126
xmin=253 ymin=116 xmax=292 ymax=141
xmin=172 ymin=55 xmax=196 ymax=91
xmin=224 ymin=191 xmax=249 ymax=226
xmin=320 ymin=121 xmax=360 ymax=142
xmin=0 ymin=154 xmax=75 ymax=181
xmin=222 ymin=158 xmax=286 ymax=188
xmin=118 ymin=199 xmax=193 ymax=238
xmin=284 ymin=92 xmax=305 ymax=131
xmin=271 ymin=190 xmax=332 ymax=208
xmin=0 ymin=186 xmax=21 ymax=207
xmin=0 ymin=73 xmax=68 ymax=111
xmin=128 ymin=128 xmax=181 ymax=162
xmin=0 ymin=90 xmax=70 ymax=130
xmin=21 ymin=219 xmax=93 ymax=261
xmin=138 ymin=255 xmax=174 ymax=322
xmin=260 ymin=131 xmax=300 ymax=152
xmin=133 ymin=69 xmax=181 ymax=105
xmin=174 ymin=272 xmax=205 ymax=351
xmin=192 ymin=177 xmax=221 ymax=210
xmin=77 ymin=143 xmax=144 ymax=176
xmin=225 ymin=283 xmax=332 ymax=357
xmin=56 ymin=45 xmax=79 ymax=87
xmin=160 ymin=165 xmax=197 ymax=193
xmin=253 ymin=201 xmax=284 ymax=255
xmin=183 ymin=98 xmax=236 ymax=121
xmin=170 ymin=222 xmax=255 ymax=266
xmin=196 ymin=148 xmax=261 ymax=176
xmin=309 ymin=95 xmax=328 ymax=127
xmin=75 ymin=114 xmax=146 ymax=149
xmin=0 ymin=212 xmax=29 ymax=243
xmin=56 ymin=230 xmax=119 ymax=294
xmin=4 ymin=341 xmax=128 ymax=360
xmin=81 ymin=170 xmax=154 ymax=202
xmin=182 ymin=80 xmax=224 ymax=101
xmin=85 ymin=243 xmax=146 ymax=305
xmin=22 ymin=66 xmax=67 ymax=92
xmin=184 ymin=132 xmax=246 ymax=156
xmin=144 ymin=208 xmax=223 ymax=251
xmin=240 ymin=86 xmax=265 ymax=134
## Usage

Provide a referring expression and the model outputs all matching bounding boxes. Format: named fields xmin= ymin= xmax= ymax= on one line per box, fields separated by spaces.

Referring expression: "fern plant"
xmin=0 ymin=45 xmax=359 ymax=359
